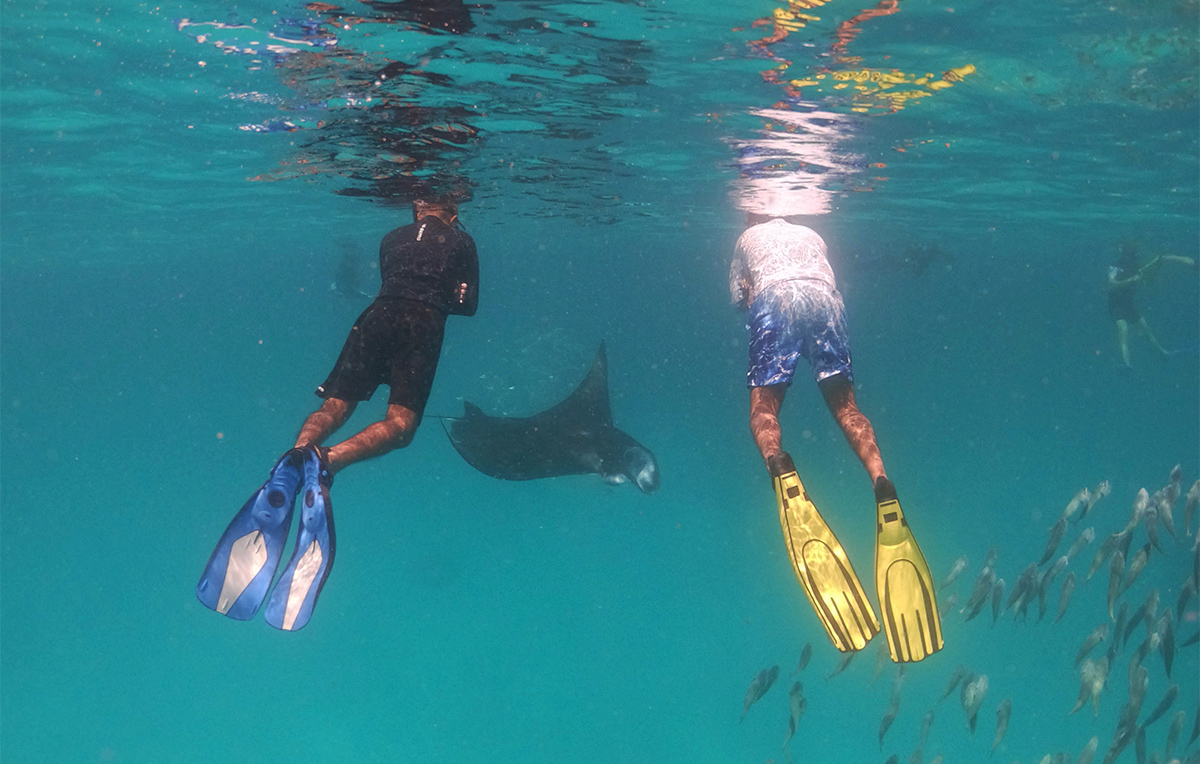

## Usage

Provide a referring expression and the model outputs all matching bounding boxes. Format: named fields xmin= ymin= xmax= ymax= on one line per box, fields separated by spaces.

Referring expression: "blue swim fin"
xmin=265 ymin=446 xmax=336 ymax=631
xmin=196 ymin=449 xmax=304 ymax=620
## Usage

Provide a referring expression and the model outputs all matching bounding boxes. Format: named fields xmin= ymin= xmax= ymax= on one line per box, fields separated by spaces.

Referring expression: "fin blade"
xmin=876 ymin=498 xmax=944 ymax=663
xmin=264 ymin=448 xmax=336 ymax=631
xmin=776 ymin=471 xmax=881 ymax=652
xmin=197 ymin=451 xmax=303 ymax=620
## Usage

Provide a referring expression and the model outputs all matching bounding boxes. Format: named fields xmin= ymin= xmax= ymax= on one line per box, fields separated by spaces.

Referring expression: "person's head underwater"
xmin=412 ymin=195 xmax=459 ymax=226
xmin=1114 ymin=242 xmax=1140 ymax=272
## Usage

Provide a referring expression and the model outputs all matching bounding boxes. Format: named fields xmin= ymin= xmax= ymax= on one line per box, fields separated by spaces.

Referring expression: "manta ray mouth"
xmin=625 ymin=446 xmax=660 ymax=494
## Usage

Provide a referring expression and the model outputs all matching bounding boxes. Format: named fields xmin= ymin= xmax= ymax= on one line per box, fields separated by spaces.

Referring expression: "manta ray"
xmin=443 ymin=342 xmax=659 ymax=493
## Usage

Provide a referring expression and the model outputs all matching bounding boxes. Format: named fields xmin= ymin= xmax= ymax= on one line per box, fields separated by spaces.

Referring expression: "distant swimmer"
xmin=1107 ymin=242 xmax=1197 ymax=368
xmin=730 ymin=215 xmax=942 ymax=662
xmin=196 ymin=195 xmax=479 ymax=631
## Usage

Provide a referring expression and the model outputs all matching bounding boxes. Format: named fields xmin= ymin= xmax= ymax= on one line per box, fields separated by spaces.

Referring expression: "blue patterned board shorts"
xmin=747 ymin=279 xmax=853 ymax=387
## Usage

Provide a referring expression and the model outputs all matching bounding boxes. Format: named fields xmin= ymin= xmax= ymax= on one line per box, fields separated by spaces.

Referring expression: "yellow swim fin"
xmin=874 ymin=477 xmax=944 ymax=662
xmin=772 ymin=453 xmax=880 ymax=652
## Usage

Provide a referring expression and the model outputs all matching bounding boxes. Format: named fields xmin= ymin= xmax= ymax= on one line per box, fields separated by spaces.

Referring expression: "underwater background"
xmin=2 ymin=0 xmax=1198 ymax=762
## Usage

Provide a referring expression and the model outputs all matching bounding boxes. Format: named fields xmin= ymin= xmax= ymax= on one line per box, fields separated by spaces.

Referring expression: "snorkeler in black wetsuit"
xmin=295 ymin=195 xmax=479 ymax=473
xmin=1107 ymin=242 xmax=1196 ymax=368
xmin=196 ymin=195 xmax=478 ymax=630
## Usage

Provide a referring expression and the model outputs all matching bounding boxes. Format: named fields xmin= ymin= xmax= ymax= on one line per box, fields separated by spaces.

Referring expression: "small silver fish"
xmin=890 ymin=664 xmax=906 ymax=706
xmin=1124 ymin=590 xmax=1159 ymax=647
xmin=991 ymin=578 xmax=1006 ymax=625
xmin=1168 ymin=464 xmax=1183 ymax=492
xmin=1178 ymin=576 xmax=1196 ymax=621
xmin=940 ymin=554 xmax=969 ymax=591
xmin=1040 ymin=517 xmax=1068 ymax=566
xmin=1006 ymin=563 xmax=1039 ymax=612
xmin=826 ymin=650 xmax=856 ymax=681
xmin=1075 ymin=623 xmax=1108 ymax=668
xmin=965 ymin=566 xmax=997 ymax=615
xmin=1066 ymin=527 xmax=1095 ymax=562
xmin=879 ymin=698 xmax=899 ymax=749
xmin=1157 ymin=492 xmax=1177 ymax=539
xmin=1166 ymin=709 xmax=1186 ymax=759
xmin=1062 ymin=487 xmax=1090 ymax=523
xmin=1107 ymin=550 xmax=1125 ymax=619
xmin=939 ymin=591 xmax=959 ymax=618
xmin=992 ymin=698 xmax=1011 ymax=752
xmin=1120 ymin=488 xmax=1149 ymax=535
xmin=1108 ymin=601 xmax=1128 ymax=665
xmin=1183 ymin=479 xmax=1200 ymax=536
xmin=1105 ymin=720 xmax=1136 ymax=764
xmin=919 ymin=708 xmax=934 ymax=749
xmin=1078 ymin=480 xmax=1110 ymax=523
xmin=1128 ymin=632 xmax=1160 ymax=690
xmin=1122 ymin=544 xmax=1150 ymax=595
xmin=1116 ymin=528 xmax=1134 ymax=560
xmin=1087 ymin=531 xmax=1123 ymax=581
xmin=982 ymin=547 xmax=999 ymax=571
xmin=960 ymin=673 xmax=988 ymax=734
xmin=1181 ymin=628 xmax=1199 ymax=648
xmin=963 ymin=593 xmax=989 ymax=622
xmin=938 ymin=664 xmax=967 ymax=703
xmin=1070 ymin=657 xmax=1108 ymax=716
xmin=1144 ymin=504 xmax=1162 ymax=551
xmin=740 ymin=665 xmax=779 ymax=721
xmin=1158 ymin=610 xmax=1175 ymax=678
xmin=782 ymin=680 xmax=806 ymax=749
xmin=1077 ymin=734 xmax=1098 ymax=764
xmin=1141 ymin=683 xmax=1178 ymax=728
xmin=1056 ymin=572 xmax=1076 ymax=623
xmin=870 ymin=640 xmax=889 ymax=686
xmin=792 ymin=643 xmax=812 ymax=675
xmin=1039 ymin=556 xmax=1069 ymax=621
xmin=1126 ymin=665 xmax=1149 ymax=721
xmin=1085 ymin=658 xmax=1109 ymax=716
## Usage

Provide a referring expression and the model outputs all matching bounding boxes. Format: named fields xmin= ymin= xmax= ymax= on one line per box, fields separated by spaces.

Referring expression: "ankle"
xmin=766 ymin=451 xmax=796 ymax=478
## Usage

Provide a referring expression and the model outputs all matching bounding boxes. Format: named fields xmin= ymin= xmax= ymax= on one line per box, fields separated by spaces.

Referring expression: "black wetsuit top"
xmin=316 ymin=215 xmax=478 ymax=411
xmin=378 ymin=215 xmax=479 ymax=316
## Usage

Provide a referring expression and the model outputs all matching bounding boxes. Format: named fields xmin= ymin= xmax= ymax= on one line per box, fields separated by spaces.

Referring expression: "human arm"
xmin=730 ymin=240 xmax=752 ymax=310
xmin=1108 ymin=266 xmax=1142 ymax=289
xmin=449 ymin=235 xmax=479 ymax=316
xmin=1150 ymin=254 xmax=1197 ymax=269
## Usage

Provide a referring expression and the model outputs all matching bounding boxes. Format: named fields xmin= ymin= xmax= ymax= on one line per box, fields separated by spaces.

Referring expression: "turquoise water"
xmin=2 ymin=0 xmax=1198 ymax=761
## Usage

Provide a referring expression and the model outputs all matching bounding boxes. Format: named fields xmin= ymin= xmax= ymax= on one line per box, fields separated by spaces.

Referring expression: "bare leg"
xmin=1137 ymin=317 xmax=1170 ymax=357
xmin=1115 ymin=319 xmax=1132 ymax=367
xmin=750 ymin=384 xmax=787 ymax=465
xmin=818 ymin=374 xmax=885 ymax=484
xmin=295 ymin=398 xmax=357 ymax=451
xmin=320 ymin=403 xmax=418 ymax=473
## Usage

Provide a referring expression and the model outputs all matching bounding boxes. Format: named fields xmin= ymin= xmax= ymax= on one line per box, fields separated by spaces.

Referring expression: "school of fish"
xmin=735 ymin=467 xmax=1200 ymax=763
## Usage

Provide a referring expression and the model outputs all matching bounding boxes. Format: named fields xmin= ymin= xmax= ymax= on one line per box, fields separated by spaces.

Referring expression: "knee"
xmin=388 ymin=424 xmax=415 ymax=450
xmin=383 ymin=408 xmax=418 ymax=450
xmin=320 ymin=398 xmax=356 ymax=424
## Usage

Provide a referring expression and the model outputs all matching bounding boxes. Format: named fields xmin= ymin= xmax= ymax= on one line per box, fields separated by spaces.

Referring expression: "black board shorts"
xmin=316 ymin=298 xmax=446 ymax=417
xmin=1107 ymin=288 xmax=1140 ymax=323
